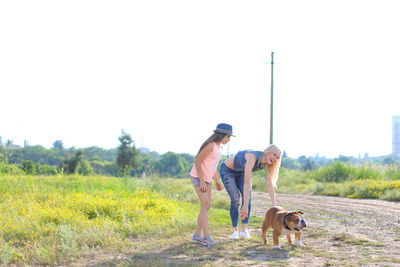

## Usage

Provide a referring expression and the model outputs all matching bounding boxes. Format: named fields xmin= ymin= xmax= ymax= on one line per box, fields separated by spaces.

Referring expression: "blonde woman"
xmin=220 ymin=144 xmax=281 ymax=239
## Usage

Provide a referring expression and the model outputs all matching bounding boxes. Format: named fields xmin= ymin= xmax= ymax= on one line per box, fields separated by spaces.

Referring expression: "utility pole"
xmin=270 ymin=51 xmax=274 ymax=145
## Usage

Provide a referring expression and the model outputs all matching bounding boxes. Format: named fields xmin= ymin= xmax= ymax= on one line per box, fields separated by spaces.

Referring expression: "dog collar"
xmin=283 ymin=215 xmax=291 ymax=231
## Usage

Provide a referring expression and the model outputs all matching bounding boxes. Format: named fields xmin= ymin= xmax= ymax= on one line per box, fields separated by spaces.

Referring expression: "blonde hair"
xmin=263 ymin=144 xmax=282 ymax=189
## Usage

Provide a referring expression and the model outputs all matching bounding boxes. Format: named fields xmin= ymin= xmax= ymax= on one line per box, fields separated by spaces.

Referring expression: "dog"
xmin=262 ymin=206 xmax=307 ymax=249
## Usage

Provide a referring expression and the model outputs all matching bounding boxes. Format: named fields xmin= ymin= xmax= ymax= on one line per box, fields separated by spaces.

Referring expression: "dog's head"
xmin=285 ymin=211 xmax=307 ymax=232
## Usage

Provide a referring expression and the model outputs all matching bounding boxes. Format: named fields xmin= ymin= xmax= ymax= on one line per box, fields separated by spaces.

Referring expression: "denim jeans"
xmin=220 ymin=163 xmax=252 ymax=227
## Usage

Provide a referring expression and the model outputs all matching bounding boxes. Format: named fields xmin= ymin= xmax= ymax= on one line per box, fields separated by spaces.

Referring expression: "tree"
xmin=61 ymin=150 xmax=84 ymax=174
xmin=298 ymin=155 xmax=317 ymax=171
xmin=76 ymin=160 xmax=94 ymax=175
xmin=5 ymin=140 xmax=13 ymax=147
xmin=53 ymin=140 xmax=64 ymax=150
xmin=382 ymin=156 xmax=398 ymax=165
xmin=0 ymin=146 xmax=14 ymax=163
xmin=22 ymin=145 xmax=49 ymax=164
xmin=116 ymin=130 xmax=140 ymax=176
xmin=138 ymin=153 xmax=155 ymax=177
xmin=301 ymin=158 xmax=317 ymax=171
xmin=89 ymin=156 xmax=104 ymax=174
xmin=180 ymin=153 xmax=195 ymax=172
xmin=281 ymin=157 xmax=298 ymax=169
xmin=156 ymin=152 xmax=186 ymax=177
xmin=338 ymin=155 xmax=350 ymax=163
xmin=22 ymin=160 xmax=36 ymax=174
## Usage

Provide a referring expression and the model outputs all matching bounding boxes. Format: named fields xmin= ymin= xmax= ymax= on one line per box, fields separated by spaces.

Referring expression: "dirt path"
xmin=250 ymin=192 xmax=400 ymax=266
xmin=92 ymin=192 xmax=400 ymax=267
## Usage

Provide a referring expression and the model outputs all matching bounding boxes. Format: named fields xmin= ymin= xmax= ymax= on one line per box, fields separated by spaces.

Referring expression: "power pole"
xmin=270 ymin=51 xmax=274 ymax=145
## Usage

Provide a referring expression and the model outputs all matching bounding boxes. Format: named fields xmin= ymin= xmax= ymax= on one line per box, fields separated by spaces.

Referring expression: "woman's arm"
xmin=265 ymin=172 xmax=276 ymax=206
xmin=240 ymin=152 xmax=257 ymax=220
xmin=213 ymin=170 xmax=223 ymax=191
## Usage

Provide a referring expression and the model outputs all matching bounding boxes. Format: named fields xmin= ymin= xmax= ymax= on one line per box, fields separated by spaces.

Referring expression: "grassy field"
xmin=0 ymin=175 xmax=212 ymax=265
xmin=1 ymin=162 xmax=400 ymax=265
xmin=252 ymin=163 xmax=400 ymax=201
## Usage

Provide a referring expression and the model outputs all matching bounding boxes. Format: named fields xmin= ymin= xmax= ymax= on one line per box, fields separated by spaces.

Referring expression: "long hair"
xmin=263 ymin=144 xmax=282 ymax=189
xmin=196 ymin=132 xmax=227 ymax=157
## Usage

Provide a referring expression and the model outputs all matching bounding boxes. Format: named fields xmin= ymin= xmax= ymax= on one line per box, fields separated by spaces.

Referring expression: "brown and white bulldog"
xmin=262 ymin=206 xmax=307 ymax=249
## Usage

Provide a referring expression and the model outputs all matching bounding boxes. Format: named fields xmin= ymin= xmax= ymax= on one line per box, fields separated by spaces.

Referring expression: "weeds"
xmin=252 ymin=163 xmax=400 ymax=201
xmin=0 ymin=175 xmax=197 ymax=265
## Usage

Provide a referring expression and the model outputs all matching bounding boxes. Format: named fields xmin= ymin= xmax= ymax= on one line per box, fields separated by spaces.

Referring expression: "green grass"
xmin=331 ymin=234 xmax=384 ymax=247
xmin=0 ymin=175 xmax=206 ymax=265
xmin=252 ymin=165 xmax=400 ymax=201
xmin=2 ymin=164 xmax=398 ymax=265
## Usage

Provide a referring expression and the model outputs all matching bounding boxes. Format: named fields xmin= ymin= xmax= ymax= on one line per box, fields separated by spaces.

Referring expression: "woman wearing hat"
xmin=220 ymin=144 xmax=282 ymax=239
xmin=190 ymin=123 xmax=234 ymax=247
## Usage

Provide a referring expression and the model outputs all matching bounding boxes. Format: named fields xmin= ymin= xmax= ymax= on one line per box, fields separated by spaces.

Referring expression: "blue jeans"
xmin=220 ymin=163 xmax=252 ymax=227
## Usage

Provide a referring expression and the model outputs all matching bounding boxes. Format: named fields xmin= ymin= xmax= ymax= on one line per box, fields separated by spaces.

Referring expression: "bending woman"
xmin=219 ymin=144 xmax=281 ymax=239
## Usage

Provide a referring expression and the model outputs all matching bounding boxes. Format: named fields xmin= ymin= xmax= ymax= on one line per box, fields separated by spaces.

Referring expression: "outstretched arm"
xmin=266 ymin=172 xmax=276 ymax=206
xmin=240 ymin=153 xmax=256 ymax=220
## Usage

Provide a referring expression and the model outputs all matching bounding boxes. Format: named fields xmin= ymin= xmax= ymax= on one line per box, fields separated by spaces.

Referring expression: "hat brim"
xmin=214 ymin=130 xmax=235 ymax=137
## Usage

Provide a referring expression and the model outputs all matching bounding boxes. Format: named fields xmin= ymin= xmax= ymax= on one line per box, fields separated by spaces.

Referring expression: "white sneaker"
xmin=240 ymin=229 xmax=251 ymax=239
xmin=230 ymin=230 xmax=239 ymax=239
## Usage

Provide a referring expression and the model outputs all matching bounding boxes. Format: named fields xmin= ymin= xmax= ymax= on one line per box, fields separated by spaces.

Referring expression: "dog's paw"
xmin=272 ymin=245 xmax=280 ymax=250
xmin=295 ymin=241 xmax=305 ymax=247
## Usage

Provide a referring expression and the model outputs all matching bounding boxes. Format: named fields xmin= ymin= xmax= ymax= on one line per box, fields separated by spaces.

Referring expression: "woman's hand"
xmin=200 ymin=180 xmax=207 ymax=193
xmin=240 ymin=206 xmax=249 ymax=220
xmin=215 ymin=180 xmax=223 ymax=191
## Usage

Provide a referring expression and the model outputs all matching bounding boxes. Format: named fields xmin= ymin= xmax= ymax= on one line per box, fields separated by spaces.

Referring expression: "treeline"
xmin=0 ymin=131 xmax=195 ymax=177
xmin=280 ymin=151 xmax=400 ymax=171
xmin=1 ymin=132 xmax=399 ymax=177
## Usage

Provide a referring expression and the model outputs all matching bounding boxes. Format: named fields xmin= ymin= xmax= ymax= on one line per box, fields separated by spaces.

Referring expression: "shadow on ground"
xmin=93 ymin=239 xmax=292 ymax=267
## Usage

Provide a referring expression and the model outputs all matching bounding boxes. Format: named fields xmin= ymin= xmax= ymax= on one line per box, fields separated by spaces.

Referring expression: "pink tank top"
xmin=190 ymin=142 xmax=221 ymax=183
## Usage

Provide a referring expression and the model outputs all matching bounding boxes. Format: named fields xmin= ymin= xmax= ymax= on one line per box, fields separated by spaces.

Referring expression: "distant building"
xmin=392 ymin=115 xmax=400 ymax=158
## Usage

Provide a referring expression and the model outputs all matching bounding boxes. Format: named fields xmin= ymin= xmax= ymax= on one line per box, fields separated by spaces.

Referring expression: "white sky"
xmin=1 ymin=0 xmax=399 ymax=159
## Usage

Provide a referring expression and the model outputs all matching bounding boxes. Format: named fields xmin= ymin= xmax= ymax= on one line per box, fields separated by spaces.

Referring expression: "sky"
xmin=1 ymin=0 xmax=400 ymax=159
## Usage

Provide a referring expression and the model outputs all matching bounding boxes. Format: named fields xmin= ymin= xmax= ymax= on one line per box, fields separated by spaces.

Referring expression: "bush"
xmin=102 ymin=162 xmax=119 ymax=176
xmin=22 ymin=160 xmax=36 ymax=174
xmin=314 ymin=161 xmax=352 ymax=182
xmin=0 ymin=162 xmax=24 ymax=175
xmin=310 ymin=161 xmax=386 ymax=183
xmin=36 ymin=163 xmax=58 ymax=175
xmin=380 ymin=188 xmax=400 ymax=201
xmin=265 ymin=164 xmax=400 ymax=201
xmin=382 ymin=164 xmax=400 ymax=180
xmin=76 ymin=160 xmax=94 ymax=176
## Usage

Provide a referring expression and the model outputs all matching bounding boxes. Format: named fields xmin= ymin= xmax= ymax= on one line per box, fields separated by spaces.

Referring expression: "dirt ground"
xmin=250 ymin=192 xmax=400 ymax=266
xmin=84 ymin=192 xmax=400 ymax=267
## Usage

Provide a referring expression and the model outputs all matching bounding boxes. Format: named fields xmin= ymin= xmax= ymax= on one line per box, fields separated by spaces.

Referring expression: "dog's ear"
xmin=287 ymin=211 xmax=298 ymax=218
xmin=297 ymin=211 xmax=304 ymax=215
